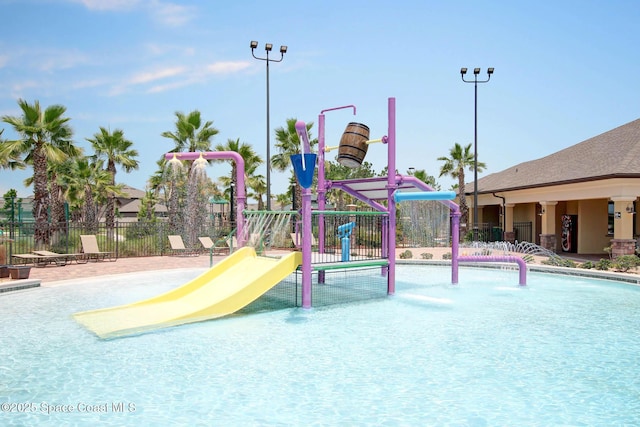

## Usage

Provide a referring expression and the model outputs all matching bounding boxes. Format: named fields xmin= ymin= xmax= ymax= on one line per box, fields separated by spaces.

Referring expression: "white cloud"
xmin=149 ymin=0 xmax=195 ymax=27
xmin=71 ymin=77 xmax=111 ymax=90
xmin=10 ymin=80 xmax=42 ymax=98
xmin=108 ymin=65 xmax=188 ymax=95
xmin=72 ymin=0 xmax=195 ymax=26
xmin=147 ymin=79 xmax=193 ymax=94
xmin=0 ymin=45 xmax=89 ymax=73
xmin=73 ymin=0 xmax=141 ymax=11
xmin=206 ymin=61 xmax=252 ymax=74
xmin=110 ymin=61 xmax=252 ymax=94
xmin=38 ymin=50 xmax=90 ymax=72
xmin=144 ymin=43 xmax=196 ymax=57
xmin=129 ymin=66 xmax=187 ymax=85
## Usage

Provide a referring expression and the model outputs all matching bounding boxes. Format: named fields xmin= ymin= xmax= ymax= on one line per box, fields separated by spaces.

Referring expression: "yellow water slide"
xmin=73 ymin=247 xmax=302 ymax=339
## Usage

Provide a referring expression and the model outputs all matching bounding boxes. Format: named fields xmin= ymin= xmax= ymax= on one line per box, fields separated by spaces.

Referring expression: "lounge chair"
xmin=168 ymin=235 xmax=199 ymax=256
xmin=198 ymin=237 xmax=223 ymax=255
xmin=80 ymin=235 xmax=116 ymax=262
xmin=198 ymin=236 xmax=214 ymax=250
xmin=11 ymin=253 xmax=66 ymax=267
xmin=290 ymin=232 xmax=318 ymax=248
xmin=33 ymin=250 xmax=89 ymax=264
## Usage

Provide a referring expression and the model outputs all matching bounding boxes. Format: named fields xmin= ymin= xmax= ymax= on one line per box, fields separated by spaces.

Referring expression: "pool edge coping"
xmin=397 ymin=259 xmax=640 ymax=286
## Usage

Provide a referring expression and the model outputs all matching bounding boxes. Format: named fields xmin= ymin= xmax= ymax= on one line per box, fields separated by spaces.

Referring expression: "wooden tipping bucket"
xmin=337 ymin=122 xmax=370 ymax=168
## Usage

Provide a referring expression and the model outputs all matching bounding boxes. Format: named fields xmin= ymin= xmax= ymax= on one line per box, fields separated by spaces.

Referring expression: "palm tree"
xmin=24 ymin=148 xmax=82 ymax=242
xmin=62 ymin=158 xmax=115 ymax=232
xmin=407 ymin=168 xmax=440 ymax=190
xmin=246 ymin=173 xmax=267 ymax=210
xmin=87 ymin=127 xmax=139 ymax=234
xmin=148 ymin=158 xmax=171 ymax=206
xmin=1 ymin=99 xmax=74 ymax=247
xmin=215 ymin=138 xmax=262 ymax=221
xmin=137 ymin=189 xmax=159 ymax=222
xmin=272 ymin=118 xmax=317 ymax=211
xmin=162 ymin=110 xmax=218 ymax=172
xmin=437 ymin=142 xmax=486 ymax=239
xmin=161 ymin=110 xmax=219 ymax=231
xmin=275 ymin=193 xmax=290 ymax=210
xmin=0 ymin=129 xmax=26 ymax=170
xmin=324 ymin=160 xmax=377 ymax=210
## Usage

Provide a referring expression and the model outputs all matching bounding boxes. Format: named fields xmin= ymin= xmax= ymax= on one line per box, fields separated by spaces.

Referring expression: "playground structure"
xmin=162 ymin=97 xmax=528 ymax=295
xmin=294 ymin=97 xmax=526 ymax=310
xmin=74 ymin=97 xmax=526 ymax=338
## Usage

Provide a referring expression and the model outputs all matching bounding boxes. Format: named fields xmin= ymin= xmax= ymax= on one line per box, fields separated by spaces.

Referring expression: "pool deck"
xmin=0 ymin=248 xmax=635 ymax=291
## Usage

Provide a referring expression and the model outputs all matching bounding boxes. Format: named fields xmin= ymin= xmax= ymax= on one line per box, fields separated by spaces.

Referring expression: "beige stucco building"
xmin=466 ymin=118 xmax=640 ymax=257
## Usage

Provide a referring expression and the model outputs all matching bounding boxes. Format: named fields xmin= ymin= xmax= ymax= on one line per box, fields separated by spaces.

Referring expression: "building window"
xmin=608 ymin=201 xmax=614 ymax=236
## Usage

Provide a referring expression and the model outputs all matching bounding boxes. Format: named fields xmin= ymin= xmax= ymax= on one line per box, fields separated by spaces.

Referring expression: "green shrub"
xmin=595 ymin=258 xmax=612 ymax=271
xmin=579 ymin=261 xmax=595 ymax=269
xmin=612 ymin=255 xmax=640 ymax=272
xmin=442 ymin=252 xmax=452 ymax=260
xmin=542 ymin=257 xmax=576 ymax=268
xmin=399 ymin=250 xmax=413 ymax=259
xmin=420 ymin=252 xmax=433 ymax=260
xmin=522 ymin=254 xmax=535 ymax=264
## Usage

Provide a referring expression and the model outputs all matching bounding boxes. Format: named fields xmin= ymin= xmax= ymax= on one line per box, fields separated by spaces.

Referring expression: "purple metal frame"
xmin=304 ymin=96 xmax=526 ymax=306
xmin=167 ymin=100 xmax=527 ymax=314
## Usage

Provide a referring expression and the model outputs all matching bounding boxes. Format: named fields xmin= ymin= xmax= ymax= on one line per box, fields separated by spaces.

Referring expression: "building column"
xmin=611 ymin=197 xmax=637 ymax=257
xmin=503 ymin=204 xmax=515 ymax=243
xmin=539 ymin=201 xmax=558 ymax=252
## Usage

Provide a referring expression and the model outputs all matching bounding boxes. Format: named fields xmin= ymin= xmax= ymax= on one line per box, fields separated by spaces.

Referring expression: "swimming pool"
xmin=1 ymin=265 xmax=639 ymax=426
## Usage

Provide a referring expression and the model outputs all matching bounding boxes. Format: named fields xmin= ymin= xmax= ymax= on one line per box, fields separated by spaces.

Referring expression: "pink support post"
xmin=164 ymin=151 xmax=247 ymax=246
xmin=317 ymin=105 xmax=357 ymax=255
xmin=451 ymin=212 xmax=460 ymax=284
xmin=317 ymin=113 xmax=326 ymax=256
xmin=387 ymin=97 xmax=396 ymax=295
xmin=317 ymin=105 xmax=356 ymax=287
xmin=294 ymin=120 xmax=315 ymax=308
xmin=457 ymin=255 xmax=527 ymax=286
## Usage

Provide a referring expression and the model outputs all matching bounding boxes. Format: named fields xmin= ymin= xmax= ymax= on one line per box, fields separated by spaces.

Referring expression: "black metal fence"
xmin=513 ymin=221 xmax=532 ymax=243
xmin=0 ymin=220 xmax=234 ymax=261
xmin=0 ymin=217 xmax=534 ymax=262
xmin=473 ymin=222 xmax=532 ymax=243
xmin=305 ymin=211 xmax=388 ymax=264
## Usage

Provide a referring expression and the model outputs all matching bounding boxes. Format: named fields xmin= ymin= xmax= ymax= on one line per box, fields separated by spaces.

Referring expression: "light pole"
xmin=460 ymin=67 xmax=494 ymax=241
xmin=250 ymin=40 xmax=287 ymax=211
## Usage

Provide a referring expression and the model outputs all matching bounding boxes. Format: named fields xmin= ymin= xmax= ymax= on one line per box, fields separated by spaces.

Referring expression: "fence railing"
xmin=1 ymin=220 xmax=234 ymax=260
xmin=302 ymin=211 xmax=389 ymax=264
xmin=513 ymin=221 xmax=532 ymax=243
xmin=3 ymin=214 xmax=505 ymax=261
xmin=472 ymin=221 xmax=533 ymax=243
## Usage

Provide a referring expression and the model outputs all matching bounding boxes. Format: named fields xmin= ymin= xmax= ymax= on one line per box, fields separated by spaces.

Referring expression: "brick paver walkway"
xmin=1 ymin=254 xmax=221 ymax=286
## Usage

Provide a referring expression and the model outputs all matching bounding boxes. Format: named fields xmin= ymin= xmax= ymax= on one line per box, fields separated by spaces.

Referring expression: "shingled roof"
xmin=468 ymin=118 xmax=640 ymax=194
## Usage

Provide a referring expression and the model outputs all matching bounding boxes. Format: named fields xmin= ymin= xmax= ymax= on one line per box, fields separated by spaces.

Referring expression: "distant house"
xmin=466 ymin=118 xmax=640 ymax=257
xmin=115 ymin=185 xmax=167 ymax=222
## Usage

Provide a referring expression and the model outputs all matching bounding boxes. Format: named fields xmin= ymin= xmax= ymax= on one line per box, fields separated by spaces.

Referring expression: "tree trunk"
xmin=106 ymin=163 xmax=116 ymax=240
xmin=84 ymin=188 xmax=98 ymax=234
xmin=32 ymin=143 xmax=50 ymax=249
xmin=49 ymin=178 xmax=68 ymax=246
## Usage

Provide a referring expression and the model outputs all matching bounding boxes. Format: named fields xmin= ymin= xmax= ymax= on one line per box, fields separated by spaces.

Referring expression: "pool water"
xmin=1 ymin=266 xmax=639 ymax=426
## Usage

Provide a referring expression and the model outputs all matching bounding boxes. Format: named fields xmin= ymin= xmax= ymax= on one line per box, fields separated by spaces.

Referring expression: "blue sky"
xmin=1 ymin=0 xmax=639 ymax=200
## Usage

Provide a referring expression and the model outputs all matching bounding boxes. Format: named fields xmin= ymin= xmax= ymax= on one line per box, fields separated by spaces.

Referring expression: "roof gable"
xmin=472 ymin=118 xmax=640 ymax=193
